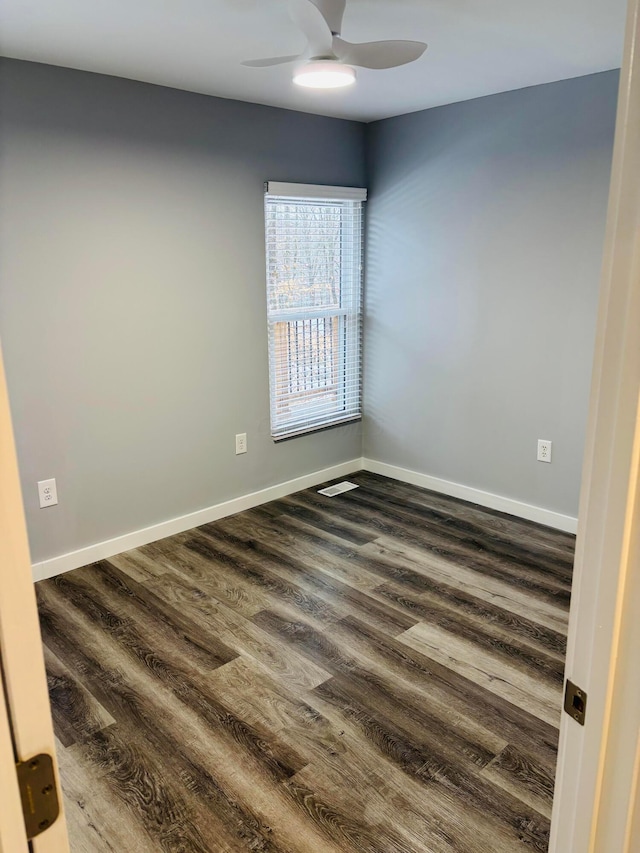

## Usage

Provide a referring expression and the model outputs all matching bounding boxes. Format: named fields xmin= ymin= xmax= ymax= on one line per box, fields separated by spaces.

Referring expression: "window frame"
xmin=264 ymin=182 xmax=367 ymax=441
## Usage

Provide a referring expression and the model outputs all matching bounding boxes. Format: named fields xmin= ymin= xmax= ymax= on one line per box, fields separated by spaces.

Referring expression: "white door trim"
xmin=549 ymin=0 xmax=640 ymax=849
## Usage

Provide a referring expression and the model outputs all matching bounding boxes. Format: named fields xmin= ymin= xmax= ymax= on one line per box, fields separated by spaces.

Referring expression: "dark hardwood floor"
xmin=36 ymin=471 xmax=574 ymax=853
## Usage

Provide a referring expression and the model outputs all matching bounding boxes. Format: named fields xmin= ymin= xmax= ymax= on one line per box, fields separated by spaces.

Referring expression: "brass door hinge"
xmin=564 ymin=679 xmax=587 ymax=726
xmin=16 ymin=753 xmax=60 ymax=839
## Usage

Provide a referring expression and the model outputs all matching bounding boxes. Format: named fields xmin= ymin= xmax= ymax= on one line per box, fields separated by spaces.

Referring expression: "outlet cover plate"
xmin=537 ymin=439 xmax=552 ymax=463
xmin=38 ymin=478 xmax=58 ymax=508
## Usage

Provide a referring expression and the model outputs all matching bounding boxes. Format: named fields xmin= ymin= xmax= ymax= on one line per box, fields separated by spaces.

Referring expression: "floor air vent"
xmin=317 ymin=481 xmax=359 ymax=497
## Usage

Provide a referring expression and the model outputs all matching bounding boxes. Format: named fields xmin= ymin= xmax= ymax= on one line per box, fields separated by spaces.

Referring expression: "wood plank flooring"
xmin=36 ymin=471 xmax=574 ymax=853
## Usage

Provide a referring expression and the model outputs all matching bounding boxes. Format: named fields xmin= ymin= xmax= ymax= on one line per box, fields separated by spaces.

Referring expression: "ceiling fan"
xmin=242 ymin=0 xmax=427 ymax=89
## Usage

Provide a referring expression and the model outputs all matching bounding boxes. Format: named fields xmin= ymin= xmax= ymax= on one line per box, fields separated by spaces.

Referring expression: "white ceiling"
xmin=0 ymin=0 xmax=627 ymax=122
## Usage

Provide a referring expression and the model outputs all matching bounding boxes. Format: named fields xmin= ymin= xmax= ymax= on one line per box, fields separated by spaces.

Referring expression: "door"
xmin=0 ymin=342 xmax=69 ymax=853
xmin=549 ymin=0 xmax=640 ymax=849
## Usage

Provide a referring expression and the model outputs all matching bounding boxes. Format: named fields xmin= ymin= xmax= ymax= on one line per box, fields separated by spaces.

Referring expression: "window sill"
xmin=272 ymin=414 xmax=362 ymax=442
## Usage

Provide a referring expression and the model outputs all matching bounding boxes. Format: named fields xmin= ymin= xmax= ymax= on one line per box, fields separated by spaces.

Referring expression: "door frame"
xmin=549 ymin=0 xmax=640 ymax=849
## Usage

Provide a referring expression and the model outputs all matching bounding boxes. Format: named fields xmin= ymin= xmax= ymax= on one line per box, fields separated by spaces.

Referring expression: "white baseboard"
xmin=361 ymin=458 xmax=578 ymax=534
xmin=31 ymin=458 xmax=363 ymax=582
xmin=32 ymin=455 xmax=577 ymax=582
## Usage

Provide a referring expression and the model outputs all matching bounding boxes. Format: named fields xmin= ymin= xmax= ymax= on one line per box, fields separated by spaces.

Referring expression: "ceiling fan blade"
xmin=311 ymin=0 xmax=346 ymax=35
xmin=242 ymin=55 xmax=302 ymax=68
xmin=333 ymin=37 xmax=427 ymax=69
xmin=289 ymin=0 xmax=333 ymax=56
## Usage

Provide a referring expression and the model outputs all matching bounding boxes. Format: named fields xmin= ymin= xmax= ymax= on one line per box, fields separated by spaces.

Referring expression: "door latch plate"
xmin=564 ymin=679 xmax=587 ymax=726
xmin=16 ymin=753 xmax=60 ymax=839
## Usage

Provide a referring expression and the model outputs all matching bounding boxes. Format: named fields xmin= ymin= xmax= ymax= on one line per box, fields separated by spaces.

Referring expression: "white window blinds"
xmin=264 ymin=182 xmax=366 ymax=440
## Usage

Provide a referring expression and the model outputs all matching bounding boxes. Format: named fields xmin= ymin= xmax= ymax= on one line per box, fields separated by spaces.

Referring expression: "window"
xmin=264 ymin=182 xmax=366 ymax=440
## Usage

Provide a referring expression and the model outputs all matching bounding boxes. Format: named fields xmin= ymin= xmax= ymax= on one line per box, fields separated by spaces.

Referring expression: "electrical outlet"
xmin=38 ymin=478 xmax=58 ymax=508
xmin=537 ymin=439 xmax=552 ymax=463
xmin=235 ymin=433 xmax=247 ymax=455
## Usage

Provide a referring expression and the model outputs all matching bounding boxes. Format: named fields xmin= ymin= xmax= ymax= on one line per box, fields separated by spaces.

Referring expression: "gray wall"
xmin=0 ymin=59 xmax=365 ymax=563
xmin=0 ymin=60 xmax=619 ymax=564
xmin=364 ymin=71 xmax=618 ymax=517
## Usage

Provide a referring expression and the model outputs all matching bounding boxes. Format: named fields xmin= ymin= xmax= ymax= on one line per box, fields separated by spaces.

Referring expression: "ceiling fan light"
xmin=293 ymin=61 xmax=356 ymax=89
